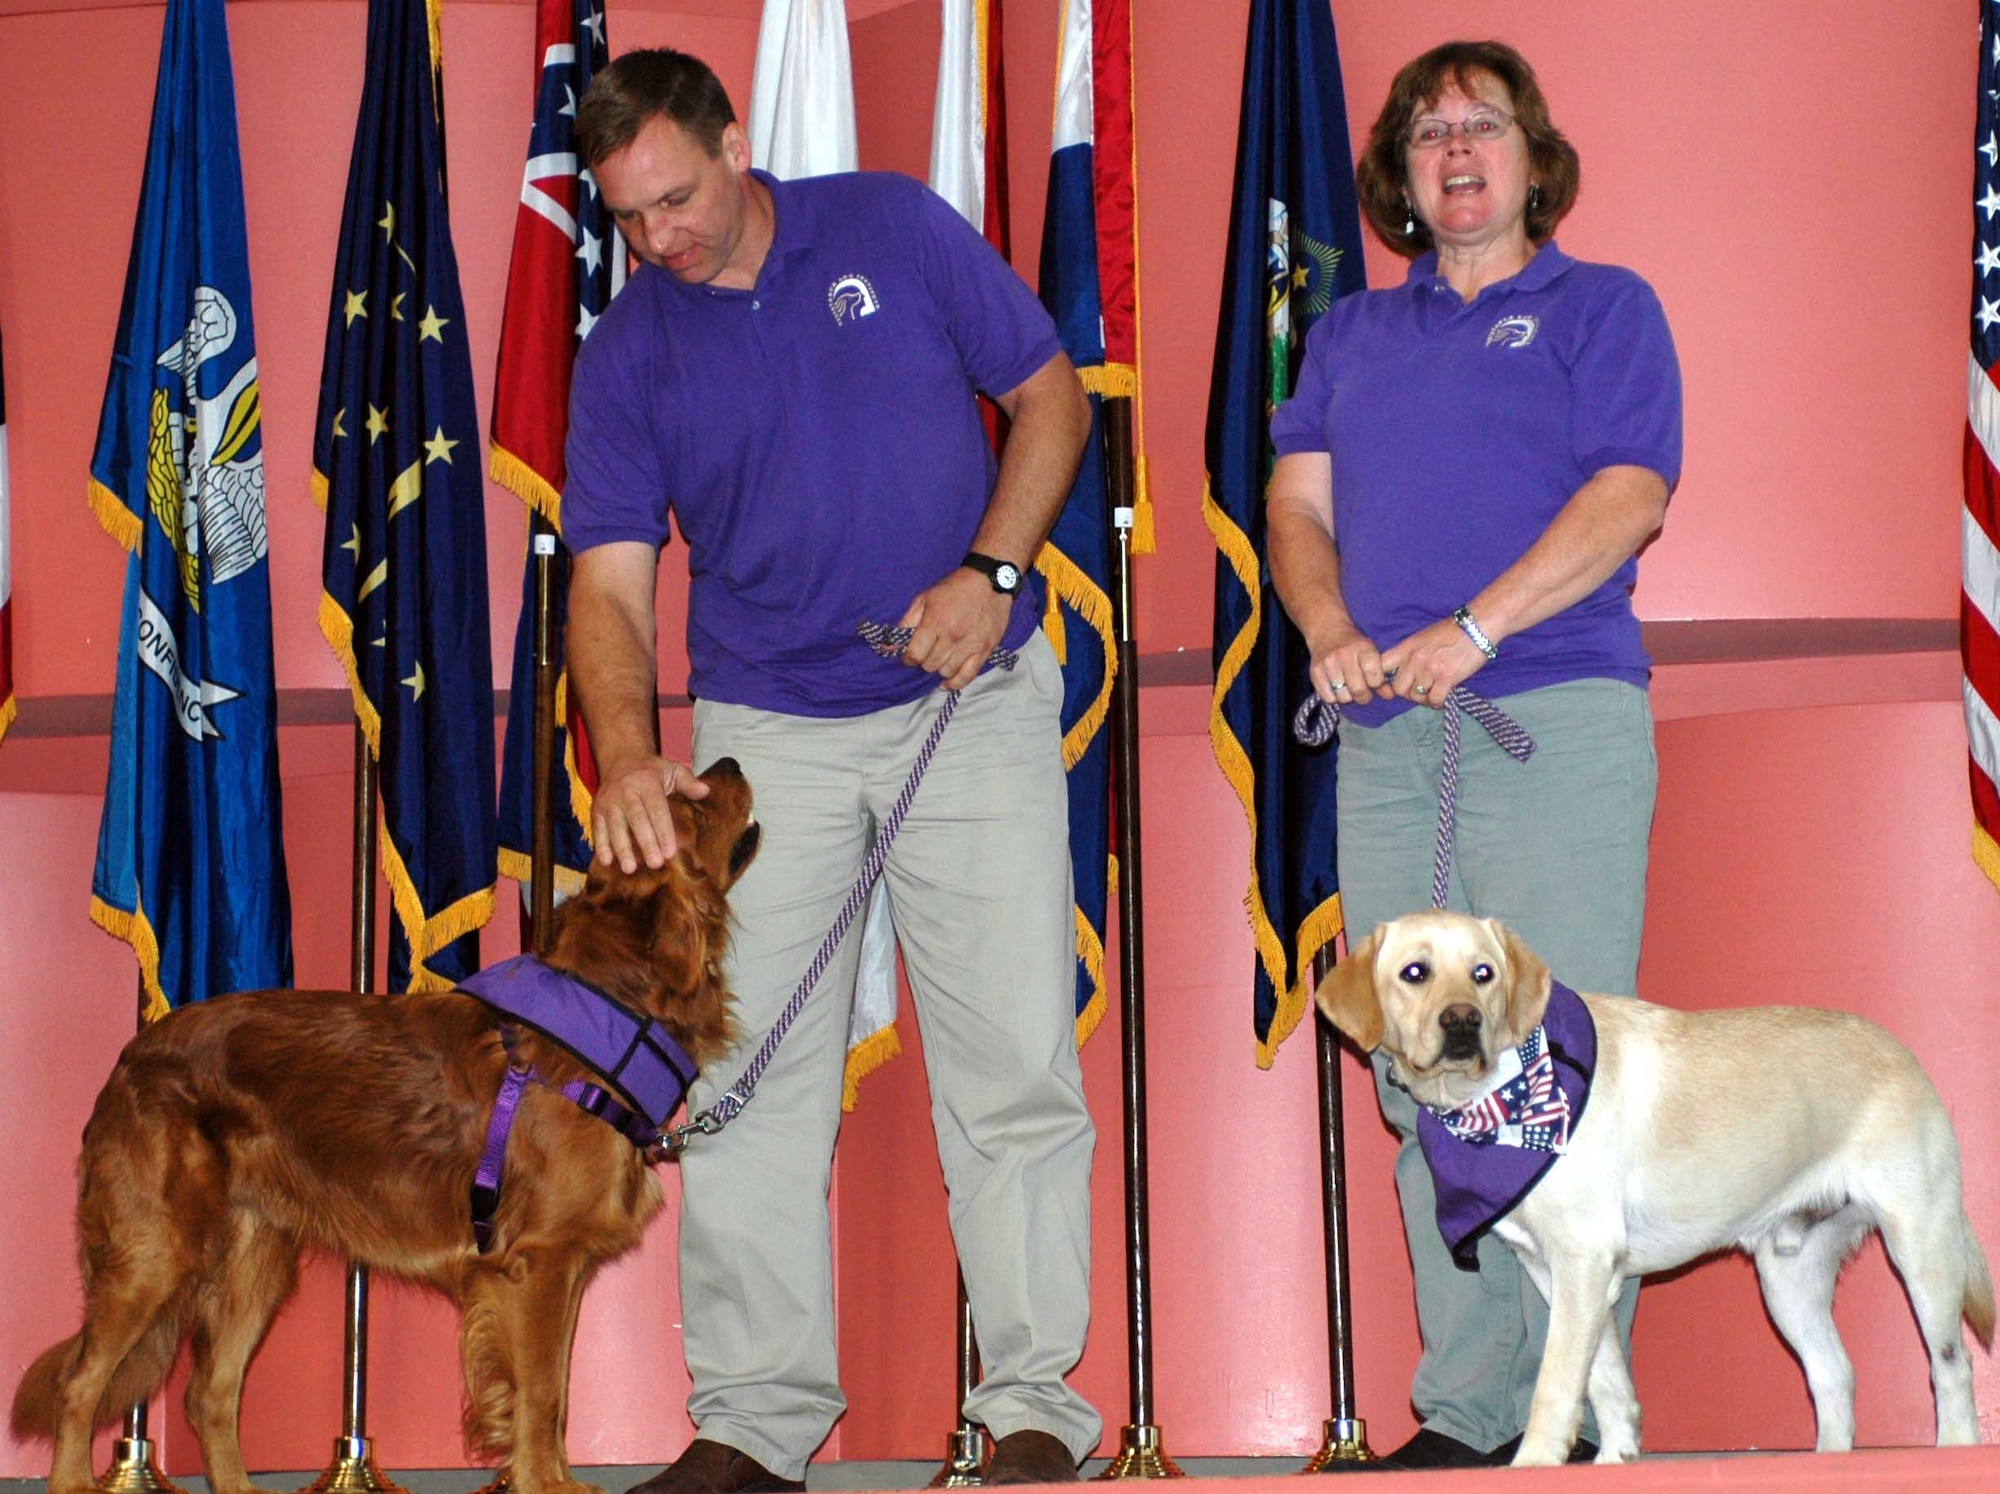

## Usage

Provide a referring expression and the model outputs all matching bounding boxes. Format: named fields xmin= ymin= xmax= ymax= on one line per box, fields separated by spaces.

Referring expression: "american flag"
xmin=491 ymin=0 xmax=619 ymax=904
xmin=1966 ymin=0 xmax=2000 ymax=894
xmin=1435 ymin=1026 xmax=1572 ymax=1154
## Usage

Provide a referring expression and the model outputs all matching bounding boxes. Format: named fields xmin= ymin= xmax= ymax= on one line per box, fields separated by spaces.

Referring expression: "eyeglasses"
xmin=1405 ymin=109 xmax=1516 ymax=150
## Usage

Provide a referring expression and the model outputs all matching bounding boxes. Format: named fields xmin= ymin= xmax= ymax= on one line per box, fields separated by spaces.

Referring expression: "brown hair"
xmin=575 ymin=48 xmax=737 ymax=168
xmin=1354 ymin=40 xmax=1580 ymax=258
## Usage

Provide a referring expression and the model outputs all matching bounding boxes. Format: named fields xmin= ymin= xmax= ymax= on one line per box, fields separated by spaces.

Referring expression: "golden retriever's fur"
xmin=10 ymin=762 xmax=759 ymax=1494
xmin=1319 ymin=910 xmax=1994 ymax=1466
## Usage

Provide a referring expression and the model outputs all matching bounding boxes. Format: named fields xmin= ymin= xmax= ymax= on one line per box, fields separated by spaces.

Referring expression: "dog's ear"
xmin=648 ymin=865 xmax=718 ymax=997
xmin=1492 ymin=919 xmax=1552 ymax=1039
xmin=1315 ymin=928 xmax=1385 ymax=1051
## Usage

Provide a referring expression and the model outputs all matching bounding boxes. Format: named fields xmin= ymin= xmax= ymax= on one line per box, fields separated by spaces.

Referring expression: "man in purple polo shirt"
xmin=565 ymin=49 xmax=1098 ymax=1494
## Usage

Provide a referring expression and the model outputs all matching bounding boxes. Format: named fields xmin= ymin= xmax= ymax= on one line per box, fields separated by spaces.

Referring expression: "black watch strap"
xmin=961 ymin=551 xmax=1025 ymax=595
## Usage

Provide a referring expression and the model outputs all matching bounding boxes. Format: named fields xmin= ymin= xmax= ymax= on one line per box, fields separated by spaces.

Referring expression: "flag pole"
xmin=1302 ymin=954 xmax=1376 ymax=1471
xmin=928 ymin=1270 xmax=986 ymax=1487
xmin=529 ymin=521 xmax=560 ymax=952
xmin=93 ymin=984 xmax=187 ymax=1494
xmin=305 ymin=729 xmax=406 ymax=1494
xmin=1095 ymin=396 xmax=1180 ymax=1482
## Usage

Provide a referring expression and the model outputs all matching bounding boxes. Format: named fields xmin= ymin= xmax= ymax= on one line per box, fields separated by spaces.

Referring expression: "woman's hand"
xmin=1381 ymin=619 xmax=1490 ymax=709
xmin=1308 ymin=624 xmax=1390 ymax=707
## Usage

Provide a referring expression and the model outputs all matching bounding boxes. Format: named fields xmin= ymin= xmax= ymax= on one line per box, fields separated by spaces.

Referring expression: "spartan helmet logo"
xmin=827 ymin=273 xmax=880 ymax=325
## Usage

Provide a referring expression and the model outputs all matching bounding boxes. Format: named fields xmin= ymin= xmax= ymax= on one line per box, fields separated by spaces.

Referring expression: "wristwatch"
xmin=961 ymin=551 xmax=1024 ymax=595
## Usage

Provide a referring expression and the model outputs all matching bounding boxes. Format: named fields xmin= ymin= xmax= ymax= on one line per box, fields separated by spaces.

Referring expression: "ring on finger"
xmin=1413 ymin=683 xmax=1430 ymax=696
xmin=1331 ymin=679 xmax=1348 ymax=694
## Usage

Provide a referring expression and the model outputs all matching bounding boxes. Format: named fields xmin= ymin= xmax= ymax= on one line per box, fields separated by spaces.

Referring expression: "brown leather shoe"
xmin=983 ymin=1429 xmax=1080 ymax=1485
xmin=626 ymin=1438 xmax=805 ymax=1494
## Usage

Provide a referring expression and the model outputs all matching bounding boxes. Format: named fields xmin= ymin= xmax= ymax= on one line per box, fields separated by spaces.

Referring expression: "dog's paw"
xmin=1508 ymin=1437 xmax=1570 ymax=1468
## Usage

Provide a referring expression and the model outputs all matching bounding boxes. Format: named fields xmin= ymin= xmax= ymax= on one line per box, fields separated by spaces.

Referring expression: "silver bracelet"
xmin=1452 ymin=605 xmax=1498 ymax=660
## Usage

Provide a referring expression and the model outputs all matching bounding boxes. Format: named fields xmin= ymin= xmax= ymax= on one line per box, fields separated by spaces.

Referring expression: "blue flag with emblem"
xmin=87 ymin=0 xmax=292 ymax=1019
xmin=314 ymin=0 xmax=497 ymax=992
xmin=1203 ymin=0 xmax=1367 ymax=1065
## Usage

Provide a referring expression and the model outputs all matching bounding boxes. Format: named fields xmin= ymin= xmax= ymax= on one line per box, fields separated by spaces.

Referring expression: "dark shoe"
xmin=984 ymin=1429 xmax=1081 ymax=1485
xmin=627 ymin=1438 xmax=805 ymax=1494
xmin=1484 ymin=1433 xmax=1599 ymax=1466
xmin=1374 ymin=1428 xmax=1493 ymax=1470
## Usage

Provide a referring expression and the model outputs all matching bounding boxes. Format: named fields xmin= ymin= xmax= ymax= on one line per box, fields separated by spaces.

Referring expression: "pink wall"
xmin=3 ymin=0 xmax=1996 ymax=1481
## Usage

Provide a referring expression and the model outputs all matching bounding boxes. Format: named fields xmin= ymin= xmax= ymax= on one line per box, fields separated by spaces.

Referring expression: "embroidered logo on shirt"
xmin=828 ymin=274 xmax=880 ymax=324
xmin=1486 ymin=313 xmax=1539 ymax=349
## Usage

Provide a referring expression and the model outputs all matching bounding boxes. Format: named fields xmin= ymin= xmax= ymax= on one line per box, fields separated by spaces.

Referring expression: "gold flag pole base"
xmin=1301 ymin=1418 xmax=1377 ymax=1472
xmin=94 ymin=1435 xmax=186 ymax=1494
xmin=301 ymin=1436 xmax=409 ymax=1494
xmin=1095 ymin=1424 xmax=1184 ymax=1481
xmin=927 ymin=1426 xmax=986 ymax=1488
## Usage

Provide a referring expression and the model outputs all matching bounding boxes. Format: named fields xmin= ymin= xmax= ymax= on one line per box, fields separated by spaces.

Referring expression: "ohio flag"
xmin=87 ymin=0 xmax=292 ymax=1016
xmin=492 ymin=0 xmax=619 ymax=904
xmin=1966 ymin=0 xmax=2000 ymax=894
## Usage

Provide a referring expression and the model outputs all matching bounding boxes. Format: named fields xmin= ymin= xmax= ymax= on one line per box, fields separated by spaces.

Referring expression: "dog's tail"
xmin=1964 ymin=1215 xmax=1996 ymax=1351
xmin=9 ymin=1315 xmax=183 ymax=1442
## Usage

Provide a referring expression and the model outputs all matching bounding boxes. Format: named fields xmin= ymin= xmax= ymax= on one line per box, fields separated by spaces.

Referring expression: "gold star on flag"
xmin=1292 ymin=263 xmax=1310 ymax=289
xmin=424 ymin=427 xmax=459 ymax=465
xmin=403 ymin=662 xmax=426 ymax=701
xmin=342 ymin=523 xmax=362 ymax=559
xmin=417 ymin=305 xmax=449 ymax=343
xmin=344 ymin=289 xmax=368 ymax=327
xmin=332 ymin=408 xmax=348 ymax=439
xmin=390 ymin=293 xmax=406 ymax=322
xmin=366 ymin=404 xmax=389 ymax=442
xmin=378 ymin=202 xmax=396 ymax=238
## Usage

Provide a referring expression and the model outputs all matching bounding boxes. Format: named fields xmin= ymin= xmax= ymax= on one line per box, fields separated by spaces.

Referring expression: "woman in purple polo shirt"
xmin=1267 ymin=39 xmax=1682 ymax=1472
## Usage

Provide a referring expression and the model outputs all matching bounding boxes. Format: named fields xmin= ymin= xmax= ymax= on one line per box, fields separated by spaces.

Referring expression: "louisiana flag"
xmin=87 ymin=0 xmax=292 ymax=1018
xmin=1036 ymin=0 xmax=1148 ymax=1047
xmin=491 ymin=0 xmax=618 ymax=903
xmin=1202 ymin=0 xmax=1366 ymax=1065
xmin=315 ymin=0 xmax=496 ymax=992
xmin=1 ymin=318 xmax=13 ymax=745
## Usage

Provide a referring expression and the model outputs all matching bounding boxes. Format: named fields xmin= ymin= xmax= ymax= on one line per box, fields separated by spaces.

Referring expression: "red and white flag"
xmin=1965 ymin=1 xmax=2000 ymax=891
xmin=0 ymin=317 xmax=13 ymax=744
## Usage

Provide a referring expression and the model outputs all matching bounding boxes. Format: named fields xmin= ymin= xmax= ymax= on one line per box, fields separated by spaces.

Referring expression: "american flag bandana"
xmin=1414 ymin=979 xmax=1597 ymax=1266
xmin=1430 ymin=1023 xmax=1573 ymax=1153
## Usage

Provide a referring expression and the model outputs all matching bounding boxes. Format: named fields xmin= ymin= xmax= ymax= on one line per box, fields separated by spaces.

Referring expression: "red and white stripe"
xmin=1964 ymin=354 xmax=2000 ymax=886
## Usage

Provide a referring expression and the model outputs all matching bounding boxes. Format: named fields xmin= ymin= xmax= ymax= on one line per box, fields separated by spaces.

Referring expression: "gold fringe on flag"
xmin=489 ymin=444 xmax=564 ymax=530
xmin=841 ymin=1022 xmax=904 ymax=1111
xmin=88 ymin=894 xmax=171 ymax=1024
xmin=1975 ymin=824 xmax=2000 ymax=896
xmin=87 ymin=477 xmax=144 ymax=553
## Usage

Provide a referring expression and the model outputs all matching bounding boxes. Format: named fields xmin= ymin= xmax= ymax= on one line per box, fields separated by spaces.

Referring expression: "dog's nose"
xmin=703 ymin=756 xmax=743 ymax=779
xmin=1438 ymin=1004 xmax=1483 ymax=1059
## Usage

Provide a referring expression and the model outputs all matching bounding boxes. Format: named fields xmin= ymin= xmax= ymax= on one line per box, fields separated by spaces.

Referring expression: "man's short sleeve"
xmin=1270 ymin=311 xmax=1339 ymax=457
xmin=1569 ymin=272 xmax=1683 ymax=491
xmin=563 ymin=301 xmax=673 ymax=553
xmin=904 ymin=180 xmax=1061 ymax=399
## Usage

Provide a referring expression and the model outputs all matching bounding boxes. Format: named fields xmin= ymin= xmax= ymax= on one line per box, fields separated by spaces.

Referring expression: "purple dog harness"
xmin=1415 ymin=980 xmax=1597 ymax=1267
xmin=458 ymin=954 xmax=701 ymax=1252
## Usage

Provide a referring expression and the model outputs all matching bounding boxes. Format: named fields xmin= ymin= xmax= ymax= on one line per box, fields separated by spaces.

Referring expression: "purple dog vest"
xmin=1415 ymin=980 xmax=1597 ymax=1267
xmin=458 ymin=954 xmax=702 ymax=1252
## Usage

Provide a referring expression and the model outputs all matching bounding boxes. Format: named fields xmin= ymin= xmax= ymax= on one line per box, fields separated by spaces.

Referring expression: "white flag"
xmin=748 ymin=0 xmax=857 ymax=179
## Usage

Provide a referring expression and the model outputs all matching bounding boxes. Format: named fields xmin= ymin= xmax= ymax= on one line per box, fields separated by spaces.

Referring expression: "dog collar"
xmin=1416 ymin=979 xmax=1596 ymax=1267
xmin=459 ymin=955 xmax=702 ymax=1253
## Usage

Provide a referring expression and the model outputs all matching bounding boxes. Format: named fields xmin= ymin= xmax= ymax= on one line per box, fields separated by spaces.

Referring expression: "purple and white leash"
xmin=656 ymin=621 xmax=1019 ymax=1154
xmin=1294 ymin=683 xmax=1536 ymax=910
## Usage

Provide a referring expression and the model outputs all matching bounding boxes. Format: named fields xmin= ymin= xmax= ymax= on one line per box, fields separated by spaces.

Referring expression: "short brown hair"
xmin=575 ymin=48 xmax=737 ymax=168
xmin=1354 ymin=40 xmax=1580 ymax=258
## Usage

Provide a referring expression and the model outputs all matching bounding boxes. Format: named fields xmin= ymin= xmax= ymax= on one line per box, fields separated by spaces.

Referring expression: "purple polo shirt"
xmin=1270 ymin=243 xmax=1682 ymax=725
xmin=565 ymin=170 xmax=1059 ymax=716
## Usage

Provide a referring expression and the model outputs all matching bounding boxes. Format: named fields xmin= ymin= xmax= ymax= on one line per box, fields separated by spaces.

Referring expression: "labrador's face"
xmin=1316 ymin=911 xmax=1552 ymax=1109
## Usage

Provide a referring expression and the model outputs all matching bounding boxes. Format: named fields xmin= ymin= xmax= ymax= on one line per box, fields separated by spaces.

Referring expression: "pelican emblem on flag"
xmin=147 ymin=285 xmax=270 ymax=609
xmin=827 ymin=273 xmax=879 ymax=324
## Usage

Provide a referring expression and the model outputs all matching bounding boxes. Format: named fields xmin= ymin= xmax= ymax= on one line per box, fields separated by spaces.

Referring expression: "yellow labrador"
xmin=1317 ymin=910 xmax=1993 ymax=1466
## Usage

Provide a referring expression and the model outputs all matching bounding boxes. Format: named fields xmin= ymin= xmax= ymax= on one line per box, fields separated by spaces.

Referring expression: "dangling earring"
xmin=1403 ymin=200 xmax=1417 ymax=237
xmin=1528 ymin=182 xmax=1543 ymax=215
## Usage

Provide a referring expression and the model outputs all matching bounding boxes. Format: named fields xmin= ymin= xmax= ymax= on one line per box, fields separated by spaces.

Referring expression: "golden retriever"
xmin=1317 ymin=910 xmax=1993 ymax=1465
xmin=10 ymin=760 xmax=759 ymax=1494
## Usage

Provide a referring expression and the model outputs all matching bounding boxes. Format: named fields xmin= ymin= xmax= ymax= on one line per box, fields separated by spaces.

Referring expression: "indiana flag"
xmin=314 ymin=0 xmax=497 ymax=992
xmin=87 ymin=0 xmax=292 ymax=1018
xmin=0 ymin=318 xmax=13 ymax=745
xmin=1203 ymin=0 xmax=1366 ymax=1064
xmin=1966 ymin=0 xmax=2000 ymax=894
xmin=749 ymin=0 xmax=858 ymax=177
xmin=491 ymin=0 xmax=617 ymax=905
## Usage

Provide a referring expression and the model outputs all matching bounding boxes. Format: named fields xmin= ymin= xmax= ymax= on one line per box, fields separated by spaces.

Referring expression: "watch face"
xmin=995 ymin=563 xmax=1021 ymax=592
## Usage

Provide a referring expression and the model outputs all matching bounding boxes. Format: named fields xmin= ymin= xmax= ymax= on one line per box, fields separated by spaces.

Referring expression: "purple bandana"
xmin=1415 ymin=980 xmax=1596 ymax=1267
